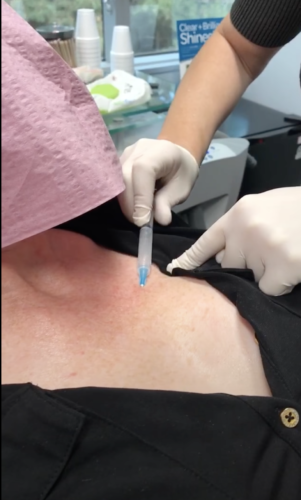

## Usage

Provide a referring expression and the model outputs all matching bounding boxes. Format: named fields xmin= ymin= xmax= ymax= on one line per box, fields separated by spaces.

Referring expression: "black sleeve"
xmin=230 ymin=0 xmax=301 ymax=47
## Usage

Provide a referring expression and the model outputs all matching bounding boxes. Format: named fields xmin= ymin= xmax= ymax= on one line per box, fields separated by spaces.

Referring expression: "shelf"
xmin=101 ymin=70 xmax=176 ymax=132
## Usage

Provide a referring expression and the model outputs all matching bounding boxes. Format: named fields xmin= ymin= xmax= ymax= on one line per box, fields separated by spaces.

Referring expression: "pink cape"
xmin=2 ymin=1 xmax=124 ymax=248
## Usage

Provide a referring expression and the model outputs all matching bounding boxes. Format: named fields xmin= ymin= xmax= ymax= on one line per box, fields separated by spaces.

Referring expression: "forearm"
xmin=158 ymin=16 xmax=277 ymax=164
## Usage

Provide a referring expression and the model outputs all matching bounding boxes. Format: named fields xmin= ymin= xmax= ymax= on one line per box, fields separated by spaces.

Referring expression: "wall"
xmin=243 ymin=34 xmax=301 ymax=115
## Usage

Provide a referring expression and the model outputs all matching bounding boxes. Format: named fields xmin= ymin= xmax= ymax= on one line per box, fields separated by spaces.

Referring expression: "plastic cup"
xmin=75 ymin=39 xmax=101 ymax=54
xmin=77 ymin=60 xmax=100 ymax=69
xmin=76 ymin=51 xmax=101 ymax=68
xmin=110 ymin=51 xmax=134 ymax=59
xmin=110 ymin=64 xmax=134 ymax=74
xmin=76 ymin=54 xmax=101 ymax=68
xmin=111 ymin=63 xmax=134 ymax=74
xmin=76 ymin=52 xmax=101 ymax=61
xmin=75 ymin=9 xmax=99 ymax=39
xmin=110 ymin=51 xmax=134 ymax=74
xmin=111 ymin=26 xmax=133 ymax=53
xmin=75 ymin=38 xmax=100 ymax=47
xmin=75 ymin=36 xmax=101 ymax=67
xmin=76 ymin=49 xmax=101 ymax=58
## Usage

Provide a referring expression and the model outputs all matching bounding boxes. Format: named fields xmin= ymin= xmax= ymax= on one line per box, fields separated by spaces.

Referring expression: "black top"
xmin=231 ymin=0 xmax=301 ymax=47
xmin=2 ymin=199 xmax=301 ymax=500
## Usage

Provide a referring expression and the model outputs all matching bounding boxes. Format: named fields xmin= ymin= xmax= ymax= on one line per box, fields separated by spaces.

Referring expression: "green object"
xmin=91 ymin=83 xmax=119 ymax=100
xmin=99 ymin=70 xmax=176 ymax=121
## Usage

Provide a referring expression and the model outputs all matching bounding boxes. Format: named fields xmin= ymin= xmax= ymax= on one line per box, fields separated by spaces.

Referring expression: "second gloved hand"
xmin=167 ymin=187 xmax=301 ymax=296
xmin=118 ymin=139 xmax=199 ymax=226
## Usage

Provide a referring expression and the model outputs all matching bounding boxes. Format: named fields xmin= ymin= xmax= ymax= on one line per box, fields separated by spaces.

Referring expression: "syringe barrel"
xmin=137 ymin=225 xmax=153 ymax=271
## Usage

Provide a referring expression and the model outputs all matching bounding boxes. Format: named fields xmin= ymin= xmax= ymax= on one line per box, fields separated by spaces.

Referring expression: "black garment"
xmin=2 ymin=199 xmax=301 ymax=500
xmin=231 ymin=0 xmax=301 ymax=47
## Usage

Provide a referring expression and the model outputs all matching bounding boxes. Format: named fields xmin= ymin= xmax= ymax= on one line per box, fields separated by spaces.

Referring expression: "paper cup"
xmin=75 ymin=37 xmax=100 ymax=46
xmin=76 ymin=50 xmax=101 ymax=58
xmin=111 ymin=26 xmax=133 ymax=53
xmin=76 ymin=51 xmax=100 ymax=59
xmin=76 ymin=51 xmax=101 ymax=67
xmin=110 ymin=50 xmax=134 ymax=58
xmin=76 ymin=55 xmax=101 ymax=68
xmin=75 ymin=9 xmax=99 ymax=39
xmin=76 ymin=42 xmax=101 ymax=54
xmin=110 ymin=64 xmax=134 ymax=74
xmin=76 ymin=37 xmax=101 ymax=67
xmin=110 ymin=51 xmax=134 ymax=74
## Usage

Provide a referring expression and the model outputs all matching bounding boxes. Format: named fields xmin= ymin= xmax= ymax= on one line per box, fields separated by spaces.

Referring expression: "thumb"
xmin=154 ymin=177 xmax=192 ymax=226
xmin=258 ymin=269 xmax=294 ymax=296
xmin=132 ymin=160 xmax=157 ymax=227
xmin=167 ymin=218 xmax=226 ymax=272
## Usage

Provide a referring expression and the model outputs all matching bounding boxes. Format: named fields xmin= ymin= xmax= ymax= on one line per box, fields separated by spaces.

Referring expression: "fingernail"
xmin=133 ymin=208 xmax=151 ymax=226
xmin=166 ymin=263 xmax=173 ymax=273
xmin=166 ymin=258 xmax=180 ymax=273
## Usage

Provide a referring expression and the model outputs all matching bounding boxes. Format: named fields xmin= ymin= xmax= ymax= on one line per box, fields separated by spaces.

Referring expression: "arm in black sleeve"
xmin=231 ymin=0 xmax=301 ymax=47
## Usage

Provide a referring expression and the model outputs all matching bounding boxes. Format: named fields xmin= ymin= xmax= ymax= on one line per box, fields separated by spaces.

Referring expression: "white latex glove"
xmin=118 ymin=139 xmax=199 ymax=226
xmin=167 ymin=187 xmax=301 ymax=296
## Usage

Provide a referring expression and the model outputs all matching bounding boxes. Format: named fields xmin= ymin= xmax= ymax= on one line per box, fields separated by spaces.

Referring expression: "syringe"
xmin=137 ymin=214 xmax=153 ymax=287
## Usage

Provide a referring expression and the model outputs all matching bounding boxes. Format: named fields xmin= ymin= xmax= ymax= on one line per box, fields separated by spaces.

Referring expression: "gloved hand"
xmin=167 ymin=187 xmax=301 ymax=296
xmin=118 ymin=139 xmax=199 ymax=226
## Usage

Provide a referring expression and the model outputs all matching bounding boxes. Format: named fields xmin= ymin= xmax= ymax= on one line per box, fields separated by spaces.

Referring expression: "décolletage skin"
xmin=2 ymin=229 xmax=271 ymax=397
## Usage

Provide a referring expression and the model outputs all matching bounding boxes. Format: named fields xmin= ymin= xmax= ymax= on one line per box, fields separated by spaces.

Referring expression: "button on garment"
xmin=280 ymin=408 xmax=300 ymax=428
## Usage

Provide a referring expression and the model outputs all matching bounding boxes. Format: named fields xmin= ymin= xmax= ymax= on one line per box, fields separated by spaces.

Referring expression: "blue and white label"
xmin=177 ymin=18 xmax=223 ymax=78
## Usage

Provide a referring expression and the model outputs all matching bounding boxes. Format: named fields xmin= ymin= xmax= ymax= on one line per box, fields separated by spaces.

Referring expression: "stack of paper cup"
xmin=75 ymin=9 xmax=101 ymax=68
xmin=110 ymin=26 xmax=134 ymax=75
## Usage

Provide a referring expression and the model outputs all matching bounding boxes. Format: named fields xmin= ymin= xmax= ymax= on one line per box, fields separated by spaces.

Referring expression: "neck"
xmin=1 ymin=228 xmax=141 ymax=300
xmin=2 ymin=229 xmax=103 ymax=293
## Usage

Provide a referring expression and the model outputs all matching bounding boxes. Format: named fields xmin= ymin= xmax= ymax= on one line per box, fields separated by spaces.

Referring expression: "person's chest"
xmin=2 ymin=257 xmax=271 ymax=397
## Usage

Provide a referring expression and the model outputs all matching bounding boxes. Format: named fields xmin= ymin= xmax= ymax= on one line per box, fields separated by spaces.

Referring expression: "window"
xmin=7 ymin=0 xmax=234 ymax=68
xmin=129 ymin=0 xmax=234 ymax=55
xmin=7 ymin=0 xmax=104 ymax=54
